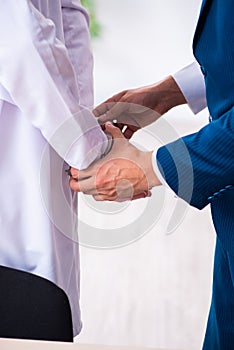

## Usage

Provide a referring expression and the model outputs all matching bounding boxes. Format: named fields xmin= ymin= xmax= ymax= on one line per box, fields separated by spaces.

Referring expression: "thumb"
xmin=105 ymin=122 xmax=124 ymax=139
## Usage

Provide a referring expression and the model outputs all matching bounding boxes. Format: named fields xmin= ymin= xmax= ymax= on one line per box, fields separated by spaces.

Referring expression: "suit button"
xmin=225 ymin=185 xmax=234 ymax=191
xmin=213 ymin=192 xmax=219 ymax=198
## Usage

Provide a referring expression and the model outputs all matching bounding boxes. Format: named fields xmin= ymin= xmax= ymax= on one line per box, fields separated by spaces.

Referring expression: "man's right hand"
xmin=93 ymin=76 xmax=186 ymax=139
xmin=69 ymin=123 xmax=160 ymax=202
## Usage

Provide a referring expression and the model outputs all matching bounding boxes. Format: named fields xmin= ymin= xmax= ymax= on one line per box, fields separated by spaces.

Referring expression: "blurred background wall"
xmin=76 ymin=1 xmax=216 ymax=349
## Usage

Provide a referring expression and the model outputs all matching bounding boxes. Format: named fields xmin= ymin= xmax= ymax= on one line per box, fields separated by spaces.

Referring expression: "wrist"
xmin=150 ymin=76 xmax=187 ymax=115
xmin=137 ymin=150 xmax=161 ymax=189
xmin=146 ymin=151 xmax=162 ymax=188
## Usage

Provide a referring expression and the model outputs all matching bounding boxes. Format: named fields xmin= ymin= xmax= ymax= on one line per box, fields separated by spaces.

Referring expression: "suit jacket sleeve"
xmin=0 ymin=0 xmax=107 ymax=169
xmin=156 ymin=109 xmax=234 ymax=210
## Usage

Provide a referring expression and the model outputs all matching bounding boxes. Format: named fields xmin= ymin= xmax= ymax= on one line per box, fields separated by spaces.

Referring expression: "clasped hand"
xmin=69 ymin=76 xmax=184 ymax=201
xmin=69 ymin=122 xmax=160 ymax=202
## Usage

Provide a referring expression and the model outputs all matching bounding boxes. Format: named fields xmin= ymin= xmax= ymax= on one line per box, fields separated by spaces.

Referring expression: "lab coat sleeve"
xmin=62 ymin=0 xmax=94 ymax=109
xmin=0 ymin=0 xmax=108 ymax=169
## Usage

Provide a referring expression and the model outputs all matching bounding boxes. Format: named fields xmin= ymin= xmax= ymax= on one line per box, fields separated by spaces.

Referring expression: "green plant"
xmin=81 ymin=0 xmax=101 ymax=39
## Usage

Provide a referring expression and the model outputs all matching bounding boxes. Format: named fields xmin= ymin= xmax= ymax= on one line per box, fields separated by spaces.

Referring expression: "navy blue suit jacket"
xmin=157 ymin=0 xmax=234 ymax=253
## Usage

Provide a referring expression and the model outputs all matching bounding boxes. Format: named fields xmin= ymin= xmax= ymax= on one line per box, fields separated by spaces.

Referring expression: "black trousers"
xmin=0 ymin=265 xmax=73 ymax=342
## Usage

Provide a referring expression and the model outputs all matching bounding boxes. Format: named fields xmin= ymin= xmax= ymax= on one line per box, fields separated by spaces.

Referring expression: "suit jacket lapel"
xmin=193 ymin=0 xmax=212 ymax=48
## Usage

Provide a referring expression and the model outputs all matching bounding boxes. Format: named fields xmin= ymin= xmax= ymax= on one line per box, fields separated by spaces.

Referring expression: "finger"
xmin=70 ymin=175 xmax=98 ymax=194
xmin=93 ymin=194 xmax=132 ymax=202
xmin=97 ymin=102 xmax=127 ymax=124
xmin=123 ymin=128 xmax=134 ymax=139
xmin=92 ymin=191 xmax=151 ymax=203
xmin=113 ymin=122 xmax=125 ymax=131
xmin=117 ymin=192 xmax=151 ymax=202
xmin=105 ymin=122 xmax=125 ymax=139
xmin=146 ymin=190 xmax=152 ymax=197
xmin=93 ymin=91 xmax=126 ymax=117
xmin=69 ymin=178 xmax=81 ymax=192
xmin=123 ymin=125 xmax=139 ymax=139
xmin=93 ymin=104 xmax=109 ymax=118
xmin=70 ymin=167 xmax=92 ymax=182
xmin=93 ymin=194 xmax=116 ymax=201
xmin=131 ymin=190 xmax=152 ymax=200
xmin=74 ymin=160 xmax=102 ymax=181
xmin=70 ymin=167 xmax=79 ymax=179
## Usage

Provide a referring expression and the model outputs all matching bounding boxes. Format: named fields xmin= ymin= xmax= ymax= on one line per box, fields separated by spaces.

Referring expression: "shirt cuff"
xmin=50 ymin=107 xmax=109 ymax=170
xmin=65 ymin=126 xmax=109 ymax=169
xmin=172 ymin=62 xmax=207 ymax=114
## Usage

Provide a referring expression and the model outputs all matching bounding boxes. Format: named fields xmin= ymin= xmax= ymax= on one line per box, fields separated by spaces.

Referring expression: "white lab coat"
xmin=0 ymin=0 xmax=107 ymax=336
